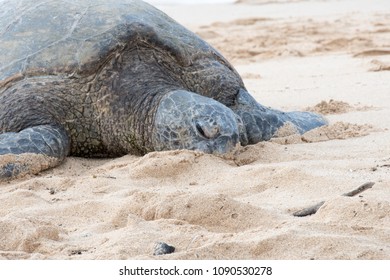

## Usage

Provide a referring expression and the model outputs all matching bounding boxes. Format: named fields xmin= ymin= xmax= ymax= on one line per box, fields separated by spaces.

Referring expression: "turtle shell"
xmin=0 ymin=0 xmax=219 ymax=87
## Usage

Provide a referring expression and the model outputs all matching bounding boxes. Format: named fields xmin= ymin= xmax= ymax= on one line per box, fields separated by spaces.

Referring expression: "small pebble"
xmin=153 ymin=242 xmax=175 ymax=256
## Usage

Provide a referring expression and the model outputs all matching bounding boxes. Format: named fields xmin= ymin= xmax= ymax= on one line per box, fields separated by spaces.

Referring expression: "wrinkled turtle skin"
xmin=0 ymin=0 xmax=327 ymax=179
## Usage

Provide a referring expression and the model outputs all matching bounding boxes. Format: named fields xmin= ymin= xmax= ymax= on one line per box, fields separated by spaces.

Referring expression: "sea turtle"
xmin=0 ymin=0 xmax=326 ymax=180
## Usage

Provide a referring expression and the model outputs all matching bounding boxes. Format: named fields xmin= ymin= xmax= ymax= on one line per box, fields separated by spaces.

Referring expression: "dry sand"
xmin=1 ymin=0 xmax=390 ymax=260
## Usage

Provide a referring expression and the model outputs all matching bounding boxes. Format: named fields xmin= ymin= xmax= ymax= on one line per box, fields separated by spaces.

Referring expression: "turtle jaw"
xmin=152 ymin=90 xmax=240 ymax=154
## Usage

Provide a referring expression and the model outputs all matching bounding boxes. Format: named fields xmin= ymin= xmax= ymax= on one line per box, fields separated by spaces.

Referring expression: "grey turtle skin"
xmin=0 ymin=0 xmax=327 ymax=179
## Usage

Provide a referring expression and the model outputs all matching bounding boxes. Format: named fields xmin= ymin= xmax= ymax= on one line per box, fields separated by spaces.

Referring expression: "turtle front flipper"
xmin=233 ymin=89 xmax=328 ymax=144
xmin=0 ymin=125 xmax=70 ymax=180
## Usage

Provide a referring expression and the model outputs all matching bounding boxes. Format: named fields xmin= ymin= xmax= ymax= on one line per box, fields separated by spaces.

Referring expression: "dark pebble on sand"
xmin=153 ymin=242 xmax=175 ymax=256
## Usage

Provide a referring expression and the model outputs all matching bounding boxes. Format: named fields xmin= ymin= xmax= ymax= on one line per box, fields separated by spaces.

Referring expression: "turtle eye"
xmin=195 ymin=119 xmax=220 ymax=139
xmin=196 ymin=122 xmax=207 ymax=138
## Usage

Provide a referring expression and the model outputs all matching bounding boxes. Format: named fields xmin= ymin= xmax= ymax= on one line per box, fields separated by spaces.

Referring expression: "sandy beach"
xmin=1 ymin=0 xmax=390 ymax=259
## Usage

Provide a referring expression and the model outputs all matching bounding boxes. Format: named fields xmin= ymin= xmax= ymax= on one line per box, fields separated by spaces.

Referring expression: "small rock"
xmin=153 ymin=242 xmax=175 ymax=256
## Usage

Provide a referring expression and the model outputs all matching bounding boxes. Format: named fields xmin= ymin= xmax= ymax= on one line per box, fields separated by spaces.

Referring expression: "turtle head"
xmin=152 ymin=90 xmax=241 ymax=154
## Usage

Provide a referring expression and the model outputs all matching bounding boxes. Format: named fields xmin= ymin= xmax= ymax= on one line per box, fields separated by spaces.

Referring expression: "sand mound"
xmin=314 ymin=196 xmax=390 ymax=228
xmin=117 ymin=192 xmax=279 ymax=232
xmin=306 ymin=100 xmax=353 ymax=115
xmin=306 ymin=100 xmax=374 ymax=115
xmin=370 ymin=59 xmax=390 ymax=72
xmin=271 ymin=121 xmax=375 ymax=145
xmin=0 ymin=217 xmax=61 ymax=253
xmin=301 ymin=122 xmax=374 ymax=142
